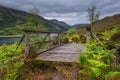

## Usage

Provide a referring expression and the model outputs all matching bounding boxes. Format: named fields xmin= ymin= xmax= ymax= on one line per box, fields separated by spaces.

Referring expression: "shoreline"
xmin=0 ymin=35 xmax=23 ymax=38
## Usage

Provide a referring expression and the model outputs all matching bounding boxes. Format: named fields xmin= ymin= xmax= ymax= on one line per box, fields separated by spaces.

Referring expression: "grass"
xmin=0 ymin=35 xmax=23 ymax=38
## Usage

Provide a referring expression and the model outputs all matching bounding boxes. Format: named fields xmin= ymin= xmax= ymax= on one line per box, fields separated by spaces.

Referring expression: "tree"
xmin=86 ymin=5 xmax=99 ymax=42
xmin=27 ymin=7 xmax=40 ymax=27
xmin=87 ymin=5 xmax=99 ymax=24
xmin=26 ymin=13 xmax=40 ymax=27
xmin=24 ymin=6 xmax=46 ymax=30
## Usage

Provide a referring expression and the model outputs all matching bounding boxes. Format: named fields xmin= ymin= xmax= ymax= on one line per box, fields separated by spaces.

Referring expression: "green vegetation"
xmin=21 ymin=7 xmax=47 ymax=31
xmin=0 ymin=43 xmax=24 ymax=80
xmin=86 ymin=5 xmax=100 ymax=42
xmin=79 ymin=40 xmax=120 ymax=80
xmin=101 ymin=24 xmax=120 ymax=39
xmin=66 ymin=28 xmax=86 ymax=43
xmin=87 ymin=5 xmax=99 ymax=24
xmin=0 ymin=11 xmax=18 ymax=30
xmin=79 ymin=25 xmax=120 ymax=80
xmin=66 ymin=28 xmax=79 ymax=42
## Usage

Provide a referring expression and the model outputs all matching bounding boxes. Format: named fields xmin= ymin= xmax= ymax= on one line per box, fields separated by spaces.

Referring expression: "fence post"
xmin=58 ymin=33 xmax=61 ymax=46
xmin=86 ymin=26 xmax=91 ymax=43
xmin=25 ymin=31 xmax=30 ymax=57
xmin=48 ymin=33 xmax=51 ymax=49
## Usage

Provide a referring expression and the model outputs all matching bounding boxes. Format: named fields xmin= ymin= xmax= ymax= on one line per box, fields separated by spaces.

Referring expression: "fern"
xmin=79 ymin=40 xmax=120 ymax=80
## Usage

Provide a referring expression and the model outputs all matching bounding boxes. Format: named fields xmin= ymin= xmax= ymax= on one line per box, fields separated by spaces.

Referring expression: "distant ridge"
xmin=72 ymin=24 xmax=87 ymax=28
xmin=0 ymin=5 xmax=71 ymax=31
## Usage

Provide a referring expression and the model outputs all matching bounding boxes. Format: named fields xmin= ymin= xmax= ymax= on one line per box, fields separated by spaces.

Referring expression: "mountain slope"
xmin=77 ymin=14 xmax=120 ymax=34
xmin=72 ymin=24 xmax=87 ymax=28
xmin=0 ymin=5 xmax=71 ymax=33
xmin=50 ymin=19 xmax=71 ymax=29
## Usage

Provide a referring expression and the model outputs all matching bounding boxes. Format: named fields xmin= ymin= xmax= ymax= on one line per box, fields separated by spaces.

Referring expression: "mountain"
xmin=50 ymin=19 xmax=71 ymax=29
xmin=77 ymin=14 xmax=120 ymax=34
xmin=72 ymin=24 xmax=87 ymax=28
xmin=0 ymin=5 xmax=71 ymax=35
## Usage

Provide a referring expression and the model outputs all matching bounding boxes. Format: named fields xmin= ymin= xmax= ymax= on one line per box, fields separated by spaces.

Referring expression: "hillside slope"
xmin=0 ymin=5 xmax=71 ymax=32
xmin=77 ymin=14 xmax=120 ymax=34
xmin=72 ymin=24 xmax=87 ymax=28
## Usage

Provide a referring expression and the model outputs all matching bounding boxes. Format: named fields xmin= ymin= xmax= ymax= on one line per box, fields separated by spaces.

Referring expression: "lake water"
xmin=0 ymin=37 xmax=21 ymax=45
xmin=0 ymin=34 xmax=57 ymax=45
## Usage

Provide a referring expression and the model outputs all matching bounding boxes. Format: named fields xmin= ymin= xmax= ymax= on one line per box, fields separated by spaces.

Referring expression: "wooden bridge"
xmin=20 ymin=30 xmax=86 ymax=62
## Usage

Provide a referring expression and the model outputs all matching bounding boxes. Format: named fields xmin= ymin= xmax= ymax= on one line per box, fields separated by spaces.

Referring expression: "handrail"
xmin=22 ymin=29 xmax=66 ymax=34
xmin=23 ymin=29 xmax=67 ymax=57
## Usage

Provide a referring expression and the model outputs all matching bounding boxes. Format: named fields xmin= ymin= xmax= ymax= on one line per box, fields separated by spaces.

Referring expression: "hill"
xmin=0 ymin=5 xmax=71 ymax=35
xmin=50 ymin=19 xmax=71 ymax=29
xmin=77 ymin=14 xmax=120 ymax=34
xmin=72 ymin=24 xmax=87 ymax=28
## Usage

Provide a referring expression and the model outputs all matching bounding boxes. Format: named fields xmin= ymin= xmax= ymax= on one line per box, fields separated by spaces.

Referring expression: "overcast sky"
xmin=0 ymin=0 xmax=120 ymax=25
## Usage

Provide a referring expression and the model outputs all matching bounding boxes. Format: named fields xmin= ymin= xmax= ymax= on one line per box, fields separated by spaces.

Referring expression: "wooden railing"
xmin=22 ymin=29 xmax=67 ymax=57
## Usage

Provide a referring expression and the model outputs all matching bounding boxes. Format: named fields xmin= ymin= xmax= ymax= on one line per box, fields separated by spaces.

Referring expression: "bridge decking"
xmin=36 ymin=43 xmax=86 ymax=62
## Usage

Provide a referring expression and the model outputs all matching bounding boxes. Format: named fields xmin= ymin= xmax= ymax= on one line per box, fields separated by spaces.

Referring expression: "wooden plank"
xmin=36 ymin=43 xmax=86 ymax=62
xmin=36 ymin=44 xmax=64 ymax=55
xmin=36 ymin=53 xmax=79 ymax=62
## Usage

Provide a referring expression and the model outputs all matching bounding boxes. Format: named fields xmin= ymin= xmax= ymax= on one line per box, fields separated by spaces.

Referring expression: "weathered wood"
xmin=36 ymin=43 xmax=86 ymax=62
xmin=23 ymin=29 xmax=67 ymax=58
xmin=38 ymin=33 xmax=49 ymax=48
xmin=15 ymin=34 xmax=25 ymax=51
xmin=37 ymin=44 xmax=62 ymax=55
xmin=86 ymin=26 xmax=106 ymax=49
xmin=23 ymin=29 xmax=61 ymax=34
xmin=86 ymin=26 xmax=93 ymax=42
xmin=25 ymin=32 xmax=30 ymax=57
xmin=48 ymin=33 xmax=51 ymax=49
xmin=57 ymin=33 xmax=61 ymax=46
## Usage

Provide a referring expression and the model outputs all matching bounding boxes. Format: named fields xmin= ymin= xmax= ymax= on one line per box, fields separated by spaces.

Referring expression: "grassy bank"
xmin=0 ymin=35 xmax=23 ymax=38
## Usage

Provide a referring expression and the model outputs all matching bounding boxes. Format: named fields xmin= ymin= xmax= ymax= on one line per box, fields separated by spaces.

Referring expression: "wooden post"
xmin=48 ymin=33 xmax=51 ymax=49
xmin=25 ymin=32 xmax=30 ymax=57
xmin=63 ymin=33 xmax=66 ymax=44
xmin=86 ymin=26 xmax=105 ymax=49
xmin=86 ymin=26 xmax=92 ymax=42
xmin=58 ymin=33 xmax=61 ymax=46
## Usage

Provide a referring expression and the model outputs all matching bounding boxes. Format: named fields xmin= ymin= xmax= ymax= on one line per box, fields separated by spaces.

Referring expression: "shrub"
xmin=79 ymin=35 xmax=86 ymax=43
xmin=79 ymin=40 xmax=120 ymax=80
xmin=67 ymin=28 xmax=81 ymax=43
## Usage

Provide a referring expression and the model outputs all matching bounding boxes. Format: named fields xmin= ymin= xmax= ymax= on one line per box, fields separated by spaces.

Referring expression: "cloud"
xmin=0 ymin=0 xmax=120 ymax=25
